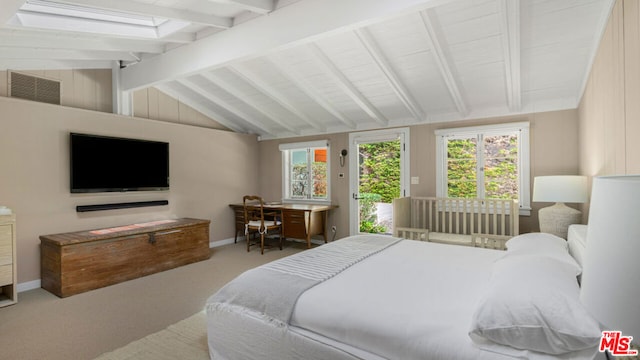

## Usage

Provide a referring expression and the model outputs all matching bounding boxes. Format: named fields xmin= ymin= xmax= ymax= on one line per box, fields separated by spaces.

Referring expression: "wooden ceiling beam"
xmin=177 ymin=77 xmax=277 ymax=136
xmin=265 ymin=55 xmax=357 ymax=129
xmin=200 ymin=71 xmax=300 ymax=135
xmin=419 ymin=9 xmax=467 ymax=116
xmin=51 ymin=0 xmax=232 ymax=28
xmin=499 ymin=0 xmax=521 ymax=112
xmin=155 ymin=82 xmax=247 ymax=133
xmin=121 ymin=0 xmax=453 ymax=90
xmin=355 ymin=27 xmax=426 ymax=122
xmin=309 ymin=43 xmax=387 ymax=126
xmin=229 ymin=64 xmax=324 ymax=131
xmin=214 ymin=0 xmax=274 ymax=14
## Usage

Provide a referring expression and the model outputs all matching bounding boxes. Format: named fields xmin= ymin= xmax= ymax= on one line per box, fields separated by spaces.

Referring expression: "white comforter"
xmin=290 ymin=240 xmax=509 ymax=360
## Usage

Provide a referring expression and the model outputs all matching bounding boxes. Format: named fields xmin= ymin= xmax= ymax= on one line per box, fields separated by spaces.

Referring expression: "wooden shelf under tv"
xmin=39 ymin=218 xmax=210 ymax=298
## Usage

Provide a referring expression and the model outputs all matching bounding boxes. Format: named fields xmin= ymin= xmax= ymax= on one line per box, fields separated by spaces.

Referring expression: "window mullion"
xmin=477 ymin=134 xmax=485 ymax=199
xmin=307 ymin=148 xmax=312 ymax=199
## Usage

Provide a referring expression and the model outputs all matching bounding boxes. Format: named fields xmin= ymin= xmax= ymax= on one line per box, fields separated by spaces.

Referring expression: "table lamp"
xmin=533 ymin=175 xmax=588 ymax=239
xmin=580 ymin=175 xmax=640 ymax=357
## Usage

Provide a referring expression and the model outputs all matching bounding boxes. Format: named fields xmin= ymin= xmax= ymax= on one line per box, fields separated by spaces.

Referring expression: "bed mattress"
xmin=207 ymin=235 xmax=594 ymax=360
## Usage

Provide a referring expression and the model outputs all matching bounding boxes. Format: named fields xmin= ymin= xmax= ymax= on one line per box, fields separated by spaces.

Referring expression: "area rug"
xmin=94 ymin=311 xmax=209 ymax=360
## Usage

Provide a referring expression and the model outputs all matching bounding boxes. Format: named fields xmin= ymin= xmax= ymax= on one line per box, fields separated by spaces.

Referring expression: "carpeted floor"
xmin=94 ymin=311 xmax=209 ymax=360
xmin=0 ymin=240 xmax=305 ymax=360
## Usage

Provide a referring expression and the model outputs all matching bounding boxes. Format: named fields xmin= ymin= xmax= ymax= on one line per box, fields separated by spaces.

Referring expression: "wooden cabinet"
xmin=0 ymin=214 xmax=17 ymax=307
xmin=40 ymin=218 xmax=210 ymax=298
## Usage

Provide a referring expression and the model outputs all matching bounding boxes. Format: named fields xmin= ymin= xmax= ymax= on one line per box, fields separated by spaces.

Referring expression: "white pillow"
xmin=505 ymin=232 xmax=568 ymax=252
xmin=469 ymin=255 xmax=601 ymax=355
xmin=504 ymin=233 xmax=581 ymax=275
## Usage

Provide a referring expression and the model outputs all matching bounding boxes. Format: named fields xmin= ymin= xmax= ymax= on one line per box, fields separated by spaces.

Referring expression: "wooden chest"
xmin=40 ymin=218 xmax=210 ymax=297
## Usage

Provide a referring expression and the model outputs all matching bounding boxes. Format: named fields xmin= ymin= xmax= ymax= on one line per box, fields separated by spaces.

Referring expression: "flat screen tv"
xmin=70 ymin=133 xmax=169 ymax=193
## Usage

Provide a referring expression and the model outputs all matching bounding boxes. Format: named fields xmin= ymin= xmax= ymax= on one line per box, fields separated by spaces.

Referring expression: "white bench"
xmin=392 ymin=197 xmax=519 ymax=250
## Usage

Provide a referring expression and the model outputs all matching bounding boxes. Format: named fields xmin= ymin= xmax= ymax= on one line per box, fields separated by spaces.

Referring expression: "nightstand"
xmin=0 ymin=214 xmax=17 ymax=307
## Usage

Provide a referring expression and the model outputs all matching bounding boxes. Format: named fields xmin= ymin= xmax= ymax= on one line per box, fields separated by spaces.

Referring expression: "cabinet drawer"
xmin=0 ymin=263 xmax=12 ymax=287
xmin=282 ymin=210 xmax=308 ymax=239
xmin=0 ymin=224 xmax=12 ymax=265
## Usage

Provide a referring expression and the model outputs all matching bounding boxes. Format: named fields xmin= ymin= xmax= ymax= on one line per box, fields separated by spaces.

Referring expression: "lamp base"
xmin=538 ymin=202 xmax=581 ymax=239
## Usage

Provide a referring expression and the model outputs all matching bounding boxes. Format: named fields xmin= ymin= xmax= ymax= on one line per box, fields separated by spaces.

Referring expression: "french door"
xmin=348 ymin=128 xmax=410 ymax=235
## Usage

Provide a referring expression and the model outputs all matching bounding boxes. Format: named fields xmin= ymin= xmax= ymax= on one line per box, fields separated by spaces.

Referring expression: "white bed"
xmin=567 ymin=224 xmax=588 ymax=270
xmin=206 ymin=233 xmax=602 ymax=360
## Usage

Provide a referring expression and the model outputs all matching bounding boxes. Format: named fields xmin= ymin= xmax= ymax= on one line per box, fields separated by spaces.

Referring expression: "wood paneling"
xmin=579 ymin=0 xmax=640 ymax=177
xmin=0 ymin=69 xmax=112 ymax=113
xmin=133 ymin=87 xmax=230 ymax=130
xmin=624 ymin=0 xmax=640 ymax=173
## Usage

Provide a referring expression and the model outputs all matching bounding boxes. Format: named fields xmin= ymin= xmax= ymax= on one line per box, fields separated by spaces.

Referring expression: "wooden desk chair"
xmin=243 ymin=195 xmax=283 ymax=254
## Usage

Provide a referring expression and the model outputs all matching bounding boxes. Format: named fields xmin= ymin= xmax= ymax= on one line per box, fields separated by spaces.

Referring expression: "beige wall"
xmin=0 ymin=97 xmax=259 ymax=284
xmin=258 ymin=109 xmax=580 ymax=237
xmin=578 ymin=0 xmax=640 ymax=219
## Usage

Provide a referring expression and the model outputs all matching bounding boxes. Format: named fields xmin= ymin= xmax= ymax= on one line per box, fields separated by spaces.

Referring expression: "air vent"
xmin=9 ymin=72 xmax=61 ymax=105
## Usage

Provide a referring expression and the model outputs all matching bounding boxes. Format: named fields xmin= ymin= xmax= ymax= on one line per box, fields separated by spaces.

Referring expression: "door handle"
xmin=352 ymin=193 xmax=363 ymax=200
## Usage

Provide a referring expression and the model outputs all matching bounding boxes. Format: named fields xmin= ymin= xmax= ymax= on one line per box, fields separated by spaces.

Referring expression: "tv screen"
xmin=70 ymin=133 xmax=169 ymax=193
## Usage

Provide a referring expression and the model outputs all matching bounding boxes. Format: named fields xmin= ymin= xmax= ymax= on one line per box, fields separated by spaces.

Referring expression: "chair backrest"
xmin=243 ymin=195 xmax=265 ymax=229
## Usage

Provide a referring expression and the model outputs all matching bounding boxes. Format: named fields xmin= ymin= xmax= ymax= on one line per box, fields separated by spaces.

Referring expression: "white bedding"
xmin=207 ymin=235 xmax=594 ymax=360
xmin=291 ymin=240 xmax=507 ymax=360
xmin=567 ymin=224 xmax=588 ymax=268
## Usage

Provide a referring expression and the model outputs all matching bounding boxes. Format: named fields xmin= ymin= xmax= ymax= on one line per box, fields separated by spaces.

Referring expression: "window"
xmin=435 ymin=122 xmax=530 ymax=214
xmin=279 ymin=140 xmax=330 ymax=202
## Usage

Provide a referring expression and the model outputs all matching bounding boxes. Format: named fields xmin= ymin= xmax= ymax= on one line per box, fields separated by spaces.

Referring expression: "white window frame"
xmin=279 ymin=140 xmax=331 ymax=204
xmin=435 ymin=122 xmax=531 ymax=215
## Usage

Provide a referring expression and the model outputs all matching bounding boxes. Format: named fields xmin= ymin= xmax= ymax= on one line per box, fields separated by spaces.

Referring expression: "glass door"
xmin=349 ymin=128 xmax=409 ymax=235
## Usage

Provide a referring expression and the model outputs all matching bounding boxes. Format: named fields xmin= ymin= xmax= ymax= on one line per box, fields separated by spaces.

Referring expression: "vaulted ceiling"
xmin=1 ymin=0 xmax=614 ymax=140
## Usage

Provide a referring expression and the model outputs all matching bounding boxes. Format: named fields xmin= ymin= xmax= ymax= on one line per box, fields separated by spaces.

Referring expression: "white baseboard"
xmin=17 ymin=237 xmax=247 ymax=293
xmin=213 ymin=237 xmax=327 ymax=247
xmin=18 ymin=279 xmax=41 ymax=293
xmin=210 ymin=237 xmax=235 ymax=248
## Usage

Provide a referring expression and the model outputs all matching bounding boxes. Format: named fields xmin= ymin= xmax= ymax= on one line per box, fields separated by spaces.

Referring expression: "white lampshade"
xmin=580 ymin=175 xmax=640 ymax=340
xmin=533 ymin=176 xmax=588 ymax=203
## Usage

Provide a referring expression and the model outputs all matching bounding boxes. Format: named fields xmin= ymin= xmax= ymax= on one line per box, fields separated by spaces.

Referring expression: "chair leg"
xmin=279 ymin=229 xmax=283 ymax=250
xmin=260 ymin=233 xmax=265 ymax=255
xmin=246 ymin=231 xmax=250 ymax=252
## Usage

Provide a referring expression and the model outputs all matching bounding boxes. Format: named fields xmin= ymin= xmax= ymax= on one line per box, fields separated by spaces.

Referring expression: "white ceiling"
xmin=0 ymin=0 xmax=614 ymax=140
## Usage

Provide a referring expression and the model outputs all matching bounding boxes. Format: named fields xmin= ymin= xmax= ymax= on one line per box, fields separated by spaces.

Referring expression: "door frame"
xmin=348 ymin=127 xmax=410 ymax=235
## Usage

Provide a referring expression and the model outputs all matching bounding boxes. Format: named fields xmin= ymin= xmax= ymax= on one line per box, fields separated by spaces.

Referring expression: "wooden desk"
xmin=229 ymin=203 xmax=337 ymax=248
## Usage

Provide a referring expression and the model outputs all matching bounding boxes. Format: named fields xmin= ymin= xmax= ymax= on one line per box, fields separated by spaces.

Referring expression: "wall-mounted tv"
xmin=70 ymin=133 xmax=169 ymax=193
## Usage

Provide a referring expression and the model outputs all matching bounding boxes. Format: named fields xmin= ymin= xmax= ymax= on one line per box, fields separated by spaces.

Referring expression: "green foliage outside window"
xmin=446 ymin=135 xmax=518 ymax=199
xmin=447 ymin=138 xmax=477 ymax=198
xmin=357 ymin=141 xmax=401 ymax=234
xmin=358 ymin=193 xmax=386 ymax=233
xmin=358 ymin=141 xmax=401 ymax=203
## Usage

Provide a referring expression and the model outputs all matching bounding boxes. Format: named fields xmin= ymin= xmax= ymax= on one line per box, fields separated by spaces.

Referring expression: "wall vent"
xmin=9 ymin=72 xmax=61 ymax=105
